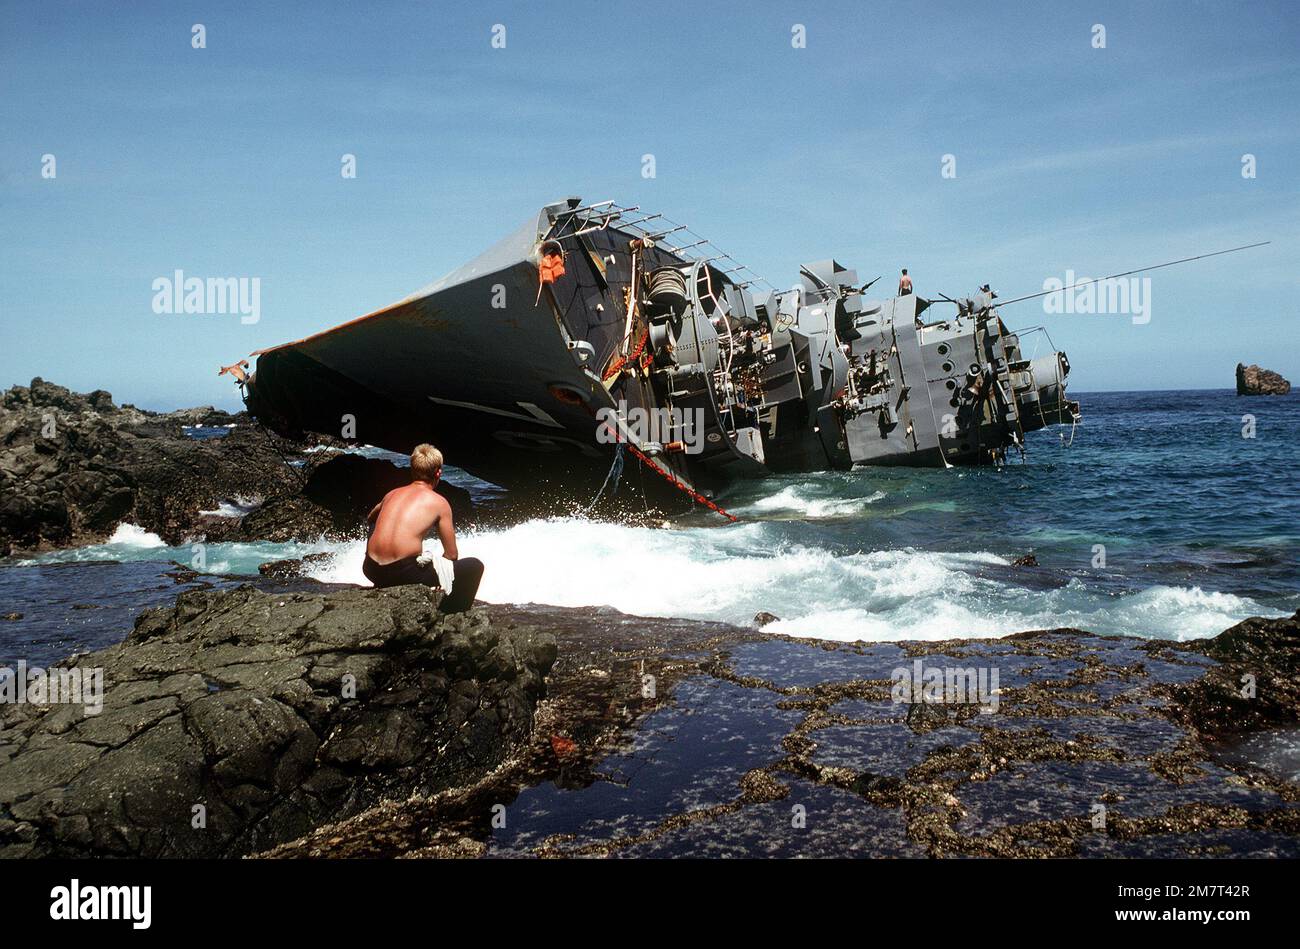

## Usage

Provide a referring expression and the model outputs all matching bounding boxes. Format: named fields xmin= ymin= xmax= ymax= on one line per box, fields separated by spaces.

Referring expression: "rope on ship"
xmin=621 ymin=438 xmax=737 ymax=522
xmin=602 ymin=327 xmax=653 ymax=381
xmin=220 ymin=362 xmax=310 ymax=490
xmin=585 ymin=410 xmax=737 ymax=522
xmin=585 ymin=442 xmax=625 ymax=513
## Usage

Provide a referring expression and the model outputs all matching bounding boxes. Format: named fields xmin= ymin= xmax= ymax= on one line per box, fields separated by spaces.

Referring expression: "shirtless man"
xmin=362 ymin=443 xmax=484 ymax=613
xmin=898 ymin=268 xmax=912 ymax=296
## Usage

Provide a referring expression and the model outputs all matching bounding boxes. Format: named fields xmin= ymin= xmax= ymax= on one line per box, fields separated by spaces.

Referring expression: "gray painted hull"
xmin=234 ymin=198 xmax=1078 ymax=508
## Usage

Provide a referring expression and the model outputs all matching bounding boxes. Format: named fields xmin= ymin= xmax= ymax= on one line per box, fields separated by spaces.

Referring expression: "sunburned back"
xmin=366 ymin=483 xmax=447 ymax=563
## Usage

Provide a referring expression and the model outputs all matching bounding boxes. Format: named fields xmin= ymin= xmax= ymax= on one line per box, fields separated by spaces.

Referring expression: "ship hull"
xmin=248 ymin=276 xmax=626 ymax=497
xmin=234 ymin=198 xmax=1078 ymax=509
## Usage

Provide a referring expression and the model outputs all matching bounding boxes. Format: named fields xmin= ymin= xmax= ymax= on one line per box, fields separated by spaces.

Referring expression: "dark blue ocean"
xmin=3 ymin=389 xmax=1297 ymax=665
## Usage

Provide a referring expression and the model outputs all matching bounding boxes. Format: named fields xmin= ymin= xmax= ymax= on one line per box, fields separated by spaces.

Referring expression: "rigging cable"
xmin=225 ymin=375 xmax=310 ymax=491
xmin=586 ymin=408 xmax=737 ymax=522
xmin=585 ymin=442 xmax=626 ymax=514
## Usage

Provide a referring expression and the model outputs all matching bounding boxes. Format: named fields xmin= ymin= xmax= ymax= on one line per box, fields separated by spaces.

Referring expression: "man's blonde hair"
xmin=410 ymin=443 xmax=444 ymax=482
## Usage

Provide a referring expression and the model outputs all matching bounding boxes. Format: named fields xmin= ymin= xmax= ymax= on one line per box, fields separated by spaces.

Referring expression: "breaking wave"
xmin=106 ymin=523 xmax=168 ymax=548
xmin=299 ymin=517 xmax=1280 ymax=642
xmin=18 ymin=514 xmax=1284 ymax=643
xmin=8 ymin=391 xmax=1297 ymax=651
xmin=17 ymin=522 xmax=176 ymax=561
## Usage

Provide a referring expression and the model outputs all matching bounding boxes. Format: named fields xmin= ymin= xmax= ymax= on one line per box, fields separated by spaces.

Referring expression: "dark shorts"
xmin=362 ymin=555 xmax=484 ymax=613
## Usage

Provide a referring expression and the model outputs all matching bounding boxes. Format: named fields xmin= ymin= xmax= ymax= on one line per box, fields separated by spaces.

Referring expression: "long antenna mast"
xmin=992 ymin=241 xmax=1271 ymax=308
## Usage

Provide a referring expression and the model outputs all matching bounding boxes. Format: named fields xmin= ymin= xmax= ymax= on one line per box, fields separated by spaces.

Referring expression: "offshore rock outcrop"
xmin=1236 ymin=363 xmax=1292 ymax=396
xmin=0 ymin=378 xmax=302 ymax=554
xmin=0 ymin=585 xmax=556 ymax=858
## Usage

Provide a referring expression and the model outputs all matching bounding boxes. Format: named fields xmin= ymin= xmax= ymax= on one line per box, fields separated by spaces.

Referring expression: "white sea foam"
xmin=105 ymin=523 xmax=167 ymax=548
xmin=15 ymin=523 xmax=169 ymax=566
xmin=301 ymin=518 xmax=1278 ymax=642
xmin=24 ymin=532 xmax=338 ymax=573
xmin=1111 ymin=585 xmax=1265 ymax=642
xmin=25 ymin=515 xmax=1283 ymax=644
xmin=744 ymin=485 xmax=887 ymax=519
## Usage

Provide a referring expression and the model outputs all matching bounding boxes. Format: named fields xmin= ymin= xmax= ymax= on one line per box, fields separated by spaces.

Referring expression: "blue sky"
xmin=2 ymin=0 xmax=1297 ymax=410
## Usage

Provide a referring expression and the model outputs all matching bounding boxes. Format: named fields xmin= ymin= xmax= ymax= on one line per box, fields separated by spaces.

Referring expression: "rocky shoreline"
xmin=261 ymin=606 xmax=1300 ymax=858
xmin=0 ymin=379 xmax=470 ymax=557
xmin=0 ymin=584 xmax=555 ymax=857
xmin=1 ymin=582 xmax=1295 ymax=858
xmin=2 ymin=379 xmax=294 ymax=554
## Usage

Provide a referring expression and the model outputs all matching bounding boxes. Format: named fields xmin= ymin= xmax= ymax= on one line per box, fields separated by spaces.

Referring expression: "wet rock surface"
xmin=0 ymin=545 xmax=1294 ymax=859
xmin=0 ymin=378 xmax=303 ymax=554
xmin=1236 ymin=362 xmax=1292 ymax=396
xmin=258 ymin=552 xmax=335 ymax=579
xmin=0 ymin=379 xmax=474 ymax=555
xmin=0 ymin=584 xmax=555 ymax=857
xmin=261 ymin=608 xmax=1300 ymax=858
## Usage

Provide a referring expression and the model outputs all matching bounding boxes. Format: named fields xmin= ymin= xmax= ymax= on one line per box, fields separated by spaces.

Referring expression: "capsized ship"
xmin=223 ymin=198 xmax=1080 ymax=511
